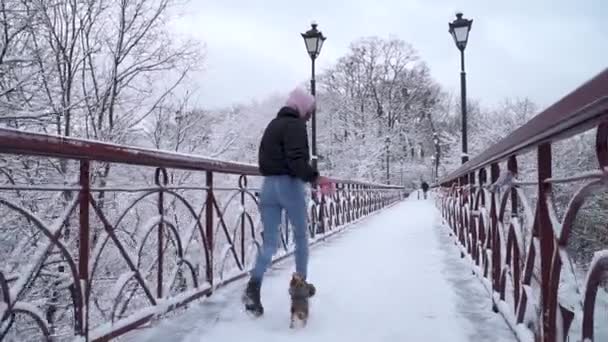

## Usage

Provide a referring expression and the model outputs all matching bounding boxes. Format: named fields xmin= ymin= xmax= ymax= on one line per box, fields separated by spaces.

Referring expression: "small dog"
xmin=288 ymin=272 xmax=313 ymax=328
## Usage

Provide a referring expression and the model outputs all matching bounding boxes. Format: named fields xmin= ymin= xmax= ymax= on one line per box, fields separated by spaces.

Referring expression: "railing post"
xmin=508 ymin=156 xmax=519 ymax=218
xmin=469 ymin=172 xmax=475 ymax=208
xmin=352 ymin=185 xmax=357 ymax=219
xmin=364 ymin=186 xmax=368 ymax=213
xmin=158 ymin=211 xmax=164 ymax=299
xmin=478 ymin=168 xmax=486 ymax=206
xmin=206 ymin=171 xmax=214 ymax=287
xmin=240 ymin=176 xmax=246 ymax=266
xmin=336 ymin=183 xmax=342 ymax=226
xmin=358 ymin=185 xmax=362 ymax=216
xmin=319 ymin=191 xmax=326 ymax=234
xmin=78 ymin=160 xmax=90 ymax=340
xmin=477 ymin=168 xmax=486 ymax=247
xmin=490 ymin=163 xmax=501 ymax=293
xmin=346 ymin=184 xmax=351 ymax=223
xmin=358 ymin=185 xmax=361 ymax=216
xmin=459 ymin=176 xmax=466 ymax=247
xmin=351 ymin=184 xmax=355 ymax=221
xmin=537 ymin=143 xmax=556 ymax=342
xmin=468 ymin=171 xmax=475 ymax=255
xmin=155 ymin=168 xmax=167 ymax=299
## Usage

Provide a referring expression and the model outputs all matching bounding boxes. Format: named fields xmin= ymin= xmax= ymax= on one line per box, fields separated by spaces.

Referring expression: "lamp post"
xmin=301 ymin=22 xmax=326 ymax=171
xmin=433 ymin=133 xmax=440 ymax=183
xmin=449 ymin=12 xmax=473 ymax=164
xmin=385 ymin=137 xmax=390 ymax=184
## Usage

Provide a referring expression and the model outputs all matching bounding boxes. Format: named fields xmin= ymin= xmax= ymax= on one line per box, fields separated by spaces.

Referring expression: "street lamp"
xmin=301 ymin=22 xmax=327 ymax=171
xmin=385 ymin=137 xmax=390 ymax=184
xmin=433 ymin=132 xmax=440 ymax=182
xmin=449 ymin=12 xmax=473 ymax=164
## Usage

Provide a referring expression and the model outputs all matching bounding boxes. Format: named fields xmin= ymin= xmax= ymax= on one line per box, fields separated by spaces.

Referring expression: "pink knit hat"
xmin=285 ymin=87 xmax=315 ymax=119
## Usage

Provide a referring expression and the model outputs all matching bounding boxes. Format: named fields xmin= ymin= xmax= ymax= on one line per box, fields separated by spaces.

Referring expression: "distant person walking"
xmin=421 ymin=181 xmax=429 ymax=199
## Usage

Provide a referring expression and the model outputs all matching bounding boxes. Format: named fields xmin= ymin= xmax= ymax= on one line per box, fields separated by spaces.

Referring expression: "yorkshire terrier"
xmin=288 ymin=272 xmax=315 ymax=328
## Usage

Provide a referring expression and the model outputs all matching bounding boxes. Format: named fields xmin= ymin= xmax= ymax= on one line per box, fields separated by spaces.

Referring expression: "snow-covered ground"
xmin=126 ymin=198 xmax=516 ymax=342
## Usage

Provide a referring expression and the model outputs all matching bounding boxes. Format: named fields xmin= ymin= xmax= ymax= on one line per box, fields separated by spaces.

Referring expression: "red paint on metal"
xmin=205 ymin=171 xmax=214 ymax=287
xmin=79 ymin=160 xmax=91 ymax=339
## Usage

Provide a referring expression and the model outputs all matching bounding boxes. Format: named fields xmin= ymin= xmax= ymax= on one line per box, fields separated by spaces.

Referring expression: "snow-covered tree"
xmin=315 ymin=36 xmax=440 ymax=185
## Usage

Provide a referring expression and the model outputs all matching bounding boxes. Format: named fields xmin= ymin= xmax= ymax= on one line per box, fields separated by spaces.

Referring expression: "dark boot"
xmin=242 ymin=278 xmax=263 ymax=316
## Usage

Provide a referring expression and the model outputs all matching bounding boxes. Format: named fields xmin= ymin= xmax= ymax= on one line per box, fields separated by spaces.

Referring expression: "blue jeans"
xmin=251 ymin=175 xmax=309 ymax=282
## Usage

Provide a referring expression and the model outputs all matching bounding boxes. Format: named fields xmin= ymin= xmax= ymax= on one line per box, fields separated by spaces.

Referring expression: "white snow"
xmin=124 ymin=199 xmax=517 ymax=342
xmin=585 ymin=249 xmax=608 ymax=288
xmin=440 ymin=206 xmax=535 ymax=342
xmin=110 ymin=272 xmax=136 ymax=309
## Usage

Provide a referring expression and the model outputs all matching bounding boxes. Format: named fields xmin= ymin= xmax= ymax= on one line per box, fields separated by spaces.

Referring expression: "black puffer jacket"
xmin=258 ymin=106 xmax=319 ymax=183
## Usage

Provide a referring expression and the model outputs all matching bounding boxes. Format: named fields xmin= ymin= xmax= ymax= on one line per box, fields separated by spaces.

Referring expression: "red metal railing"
xmin=436 ymin=68 xmax=608 ymax=342
xmin=0 ymin=128 xmax=406 ymax=341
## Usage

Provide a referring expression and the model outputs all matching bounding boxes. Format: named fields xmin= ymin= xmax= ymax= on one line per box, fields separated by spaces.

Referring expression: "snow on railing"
xmin=0 ymin=129 xmax=407 ymax=341
xmin=434 ymin=68 xmax=608 ymax=342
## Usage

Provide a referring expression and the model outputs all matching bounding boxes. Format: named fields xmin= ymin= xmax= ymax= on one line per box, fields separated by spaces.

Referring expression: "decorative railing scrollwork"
xmin=0 ymin=128 xmax=406 ymax=341
xmin=435 ymin=68 xmax=608 ymax=342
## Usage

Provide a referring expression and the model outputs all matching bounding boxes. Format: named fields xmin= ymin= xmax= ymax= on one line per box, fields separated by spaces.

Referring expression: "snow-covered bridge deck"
xmin=129 ymin=198 xmax=515 ymax=342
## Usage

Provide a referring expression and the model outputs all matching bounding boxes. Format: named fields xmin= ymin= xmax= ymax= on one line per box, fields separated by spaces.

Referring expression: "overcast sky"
xmin=170 ymin=0 xmax=607 ymax=112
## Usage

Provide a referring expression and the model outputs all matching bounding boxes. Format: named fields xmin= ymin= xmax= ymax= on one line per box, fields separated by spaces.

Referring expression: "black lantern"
xmin=449 ymin=12 xmax=473 ymax=51
xmin=301 ymin=22 xmax=326 ymax=60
